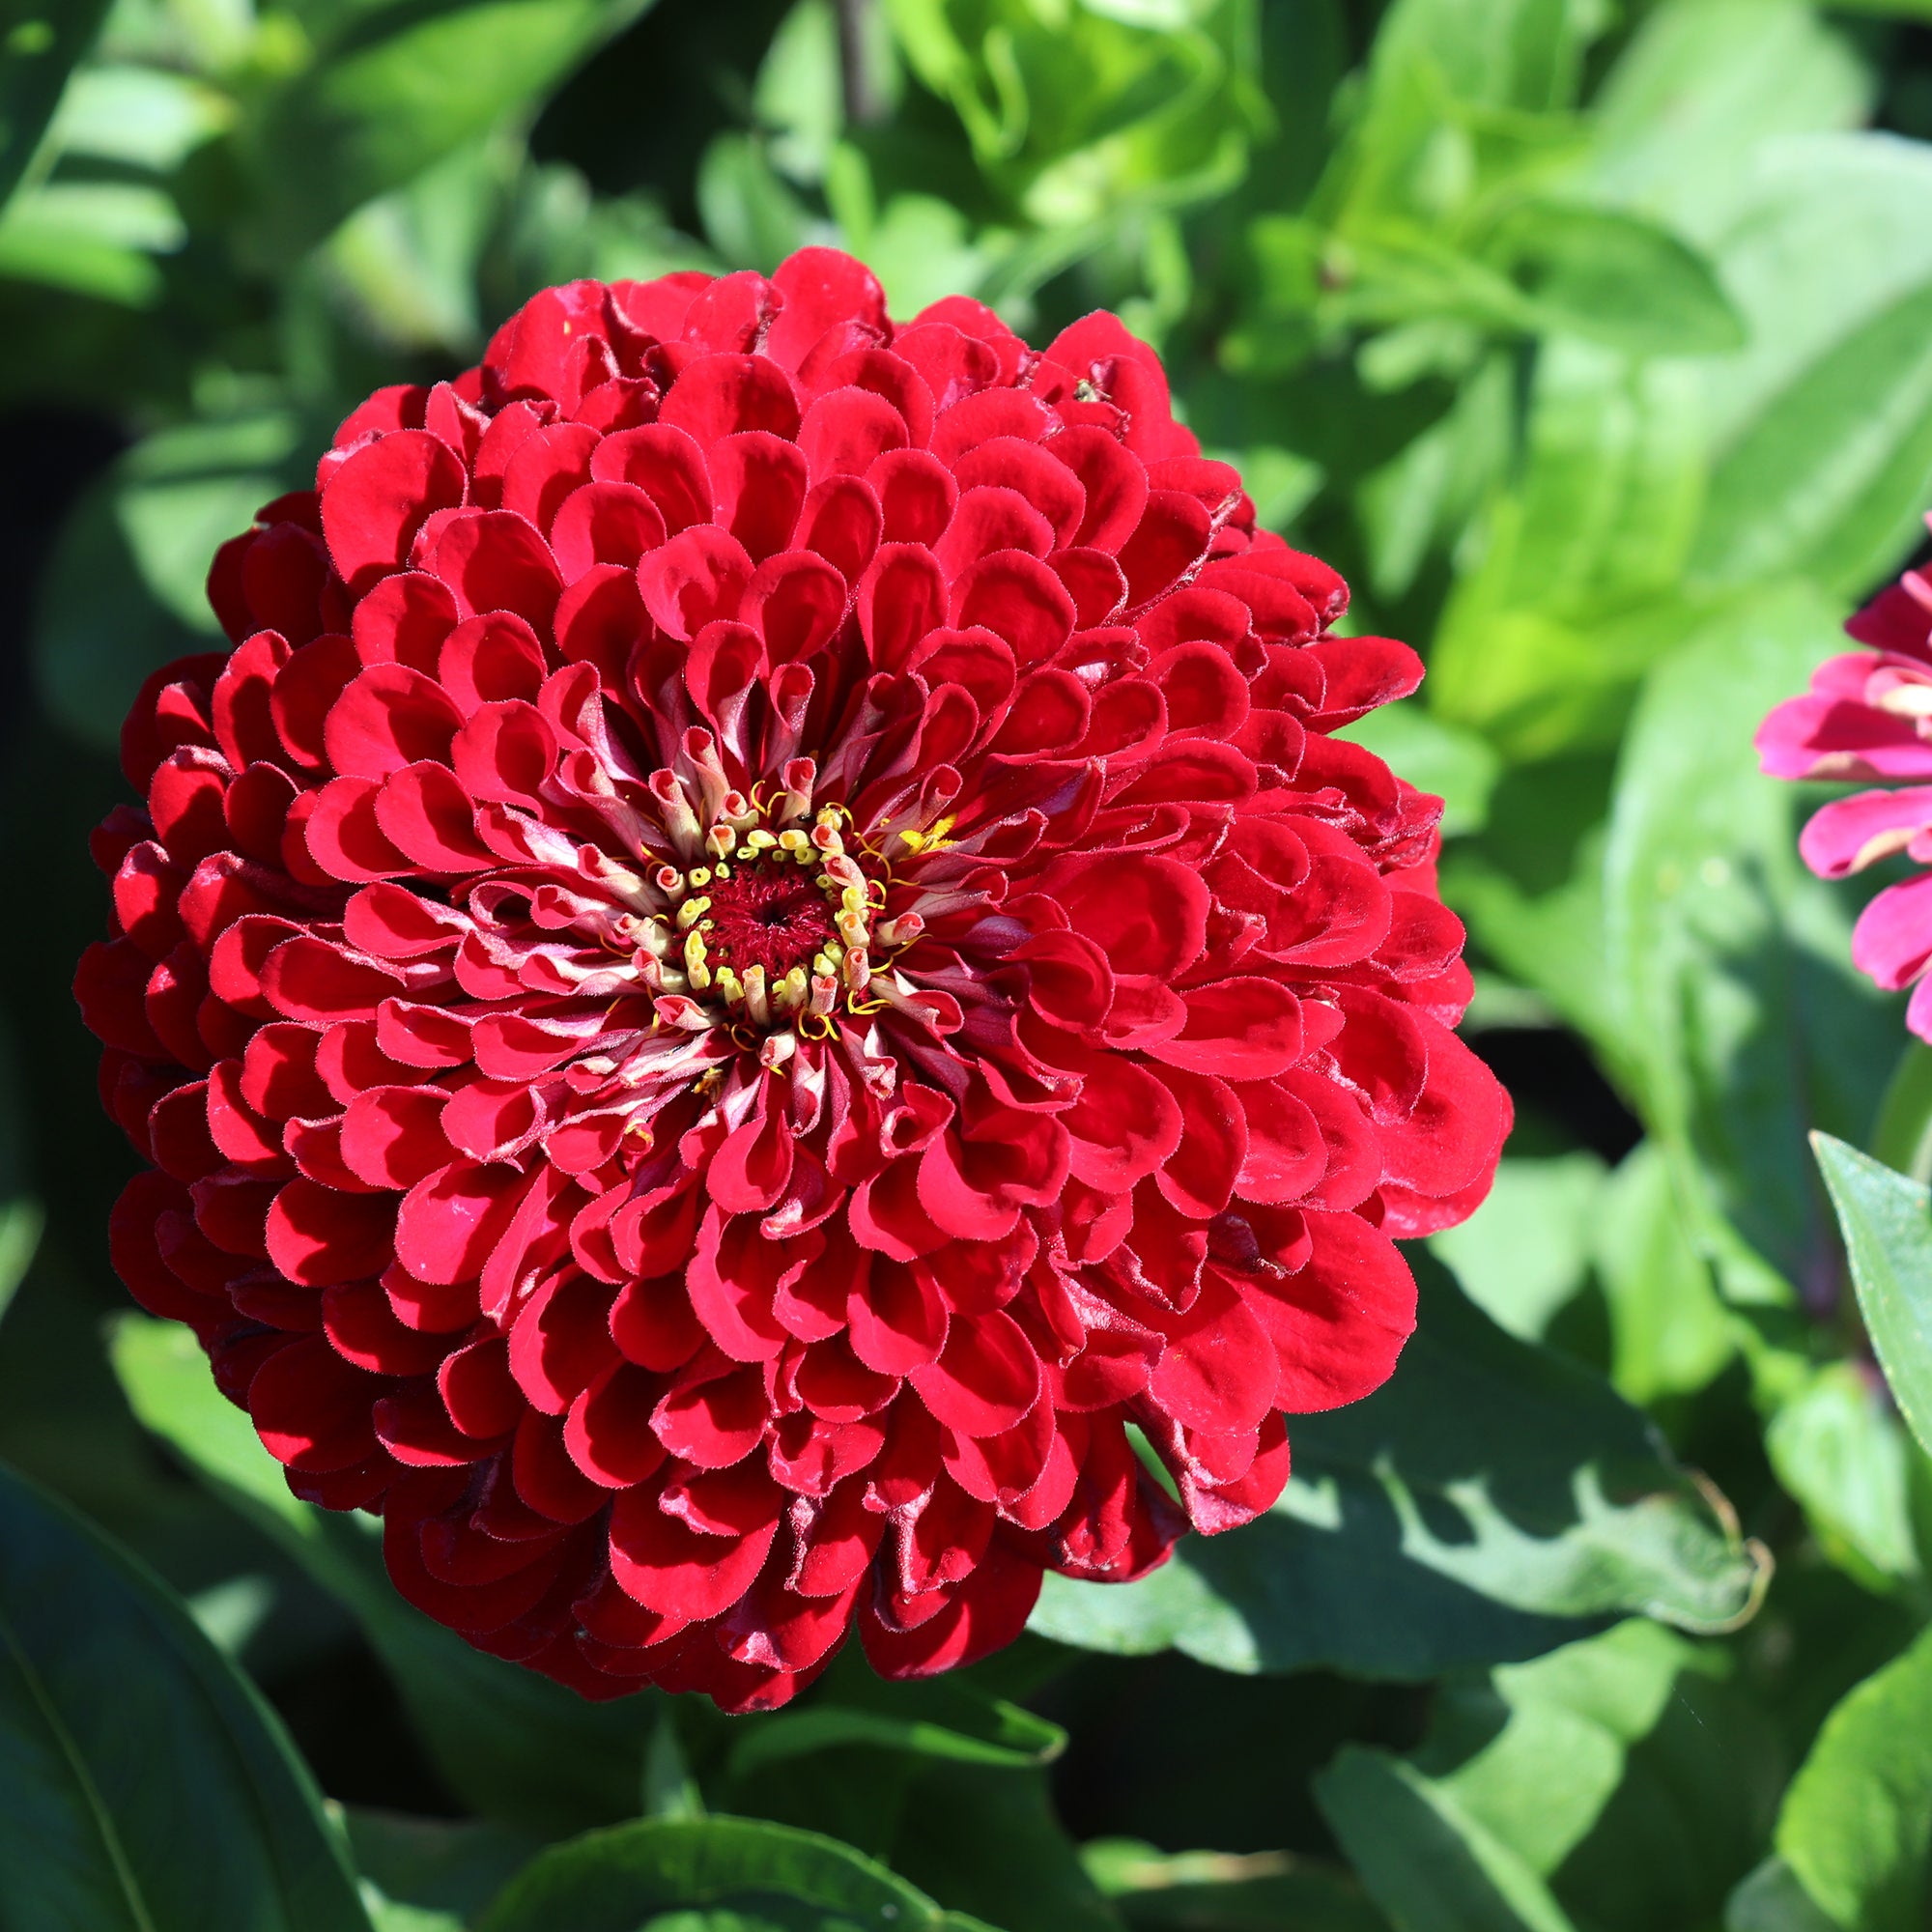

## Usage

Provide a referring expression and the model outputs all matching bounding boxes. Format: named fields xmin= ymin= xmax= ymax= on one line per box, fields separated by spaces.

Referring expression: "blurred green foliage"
xmin=17 ymin=0 xmax=1932 ymax=1924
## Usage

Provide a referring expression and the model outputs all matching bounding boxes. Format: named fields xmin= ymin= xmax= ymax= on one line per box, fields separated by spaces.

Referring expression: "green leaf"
xmin=1353 ymin=351 xmax=1511 ymax=602
xmin=1813 ymin=1135 xmax=1932 ymax=1466
xmin=643 ymin=1711 xmax=705 ymax=1822
xmin=1675 ymin=134 xmax=1932 ymax=597
xmin=883 ymin=0 xmax=1264 ymax=247
xmin=46 ymin=64 xmax=231 ymax=173
xmin=1776 ymin=1624 xmax=1932 ymax=1931
xmin=1315 ymin=1747 xmax=1580 ymax=1932
xmin=1427 ymin=338 xmax=1710 ymax=762
xmin=341 ymin=1808 xmax=542 ymax=1932
xmin=1415 ymin=1620 xmax=1782 ymax=1929
xmin=109 ymin=1316 xmax=650 ymax=1834
xmin=697 ymin=130 xmax=821 ymax=273
xmin=1692 ymin=279 xmax=1932 ymax=598
xmin=1430 ymin=1152 xmax=1605 ymax=1343
xmin=0 ymin=0 xmax=112 ymax=209
xmin=0 ymin=1460 xmax=373 ymax=1931
xmin=1600 ymin=581 xmax=1899 ymax=1312
xmin=1587 ymin=0 xmax=1869 ymax=235
xmin=1482 ymin=202 xmax=1744 ymax=356
xmin=320 ymin=135 xmax=516 ymax=355
xmin=1725 ymin=1858 xmax=1840 ymax=1932
xmin=1030 ymin=1260 xmax=1765 ymax=1676
xmin=1084 ymin=1841 xmax=1389 ymax=1932
xmin=0 ymin=1201 xmax=39 ymax=1334
xmin=244 ymin=0 xmax=655 ymax=261
xmin=1317 ymin=1621 xmax=1777 ymax=1932
xmin=0 ymin=181 xmax=180 ymax=304
xmin=1591 ymin=1143 xmax=1734 ymax=1407
xmin=1870 ymin=1040 xmax=1932 ymax=1186
xmin=1365 ymin=0 xmax=1608 ymax=114
xmin=474 ymin=1815 xmax=985 ymax=1932
xmin=1765 ymin=1366 xmax=1920 ymax=1591
xmin=727 ymin=1697 xmax=1065 ymax=1782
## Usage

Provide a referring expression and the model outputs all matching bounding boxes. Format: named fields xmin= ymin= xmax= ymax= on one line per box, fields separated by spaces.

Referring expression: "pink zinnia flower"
xmin=1760 ymin=542 xmax=1932 ymax=1037
xmin=75 ymin=249 xmax=1510 ymax=1711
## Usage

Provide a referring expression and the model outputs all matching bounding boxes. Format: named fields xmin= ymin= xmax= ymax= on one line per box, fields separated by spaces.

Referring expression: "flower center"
xmin=705 ymin=863 xmax=839 ymax=978
xmin=637 ymin=799 xmax=881 ymax=1031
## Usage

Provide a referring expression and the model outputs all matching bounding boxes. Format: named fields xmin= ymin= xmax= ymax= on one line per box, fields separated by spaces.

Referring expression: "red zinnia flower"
xmin=76 ymin=250 xmax=1509 ymax=1711
xmin=1760 ymin=527 xmax=1932 ymax=1038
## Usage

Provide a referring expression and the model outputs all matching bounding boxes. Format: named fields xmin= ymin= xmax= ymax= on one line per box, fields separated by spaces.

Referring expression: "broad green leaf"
xmin=1334 ymin=700 xmax=1501 ymax=839
xmin=1765 ymin=1366 xmax=1920 ymax=1591
xmin=0 ymin=180 xmax=180 ymax=303
xmin=1083 ymin=1840 xmax=1389 ymax=1932
xmin=1315 ymin=1747 xmax=1579 ymax=1932
xmin=1725 ymin=1858 xmax=1839 ymax=1932
xmin=1692 ymin=280 xmax=1932 ymax=598
xmin=0 ymin=1 xmax=113 ymax=209
xmin=1411 ymin=1620 xmax=1782 ymax=1929
xmin=717 ymin=1654 xmax=1100 ymax=1932
xmin=0 ymin=1460 xmax=373 ymax=1932
xmin=1670 ymin=134 xmax=1932 ymax=597
xmin=1587 ymin=0 xmax=1869 ymax=236
xmin=1426 ymin=1622 xmax=1709 ymax=1871
xmin=1592 ymin=1143 xmax=1734 ymax=1406
xmin=1353 ymin=351 xmax=1511 ymax=603
xmin=1481 ymin=202 xmax=1743 ymax=356
xmin=883 ymin=0 xmax=1264 ymax=239
xmin=110 ymin=1317 xmax=650 ymax=1834
xmin=753 ymin=0 xmax=851 ymax=187
xmin=474 ymin=1815 xmax=984 ymax=1932
xmin=1364 ymin=0 xmax=1608 ymax=115
xmin=1030 ymin=1261 xmax=1764 ymax=1676
xmin=1428 ymin=338 xmax=1709 ymax=761
xmin=1776 ymin=1624 xmax=1932 ymax=1931
xmin=1686 ymin=136 xmax=1932 ymax=446
xmin=1430 ymin=1152 xmax=1605 ymax=1342
xmin=1601 ymin=582 xmax=1899 ymax=1311
xmin=1813 ymin=1135 xmax=1932 ymax=1465
xmin=244 ymin=0 xmax=655 ymax=261
xmin=48 ymin=64 xmax=231 ymax=172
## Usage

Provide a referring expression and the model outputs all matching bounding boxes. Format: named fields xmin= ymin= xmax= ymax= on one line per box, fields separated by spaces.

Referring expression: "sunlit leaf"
xmin=1600 ymin=581 xmax=1897 ymax=1307
xmin=1031 ymin=1262 xmax=1764 ymax=1676
xmin=1813 ymin=1135 xmax=1932 ymax=1465
xmin=1775 ymin=1625 xmax=1932 ymax=1932
xmin=474 ymin=1815 xmax=991 ymax=1932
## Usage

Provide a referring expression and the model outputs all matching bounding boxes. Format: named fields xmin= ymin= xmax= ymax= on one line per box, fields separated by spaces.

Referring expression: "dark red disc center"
xmin=704 ymin=864 xmax=840 ymax=978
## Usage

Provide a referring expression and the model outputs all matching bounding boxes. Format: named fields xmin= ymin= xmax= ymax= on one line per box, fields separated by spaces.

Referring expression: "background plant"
xmin=12 ymin=0 xmax=1932 ymax=1925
